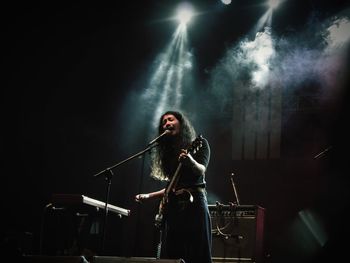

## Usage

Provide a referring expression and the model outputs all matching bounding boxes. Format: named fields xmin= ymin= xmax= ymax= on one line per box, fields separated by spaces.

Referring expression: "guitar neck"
xmin=155 ymin=136 xmax=203 ymax=228
xmin=165 ymin=162 xmax=182 ymax=196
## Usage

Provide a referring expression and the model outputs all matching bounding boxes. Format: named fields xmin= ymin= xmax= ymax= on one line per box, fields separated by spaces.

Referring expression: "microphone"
xmin=148 ymin=129 xmax=171 ymax=145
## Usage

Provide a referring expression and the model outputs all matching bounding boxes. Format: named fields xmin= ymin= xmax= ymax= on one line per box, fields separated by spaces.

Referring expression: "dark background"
xmin=2 ymin=1 xmax=350 ymax=262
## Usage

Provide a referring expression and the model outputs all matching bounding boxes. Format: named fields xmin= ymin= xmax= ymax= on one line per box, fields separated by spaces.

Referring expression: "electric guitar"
xmin=154 ymin=135 xmax=203 ymax=228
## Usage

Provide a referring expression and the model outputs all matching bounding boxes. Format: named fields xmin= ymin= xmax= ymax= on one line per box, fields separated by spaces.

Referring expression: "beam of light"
xmin=141 ymin=23 xmax=193 ymax=128
xmin=268 ymin=0 xmax=282 ymax=10
xmin=252 ymin=0 xmax=286 ymax=34
xmin=117 ymin=2 xmax=202 ymax=151
xmin=286 ymin=209 xmax=328 ymax=261
xmin=118 ymin=23 xmax=194 ymax=151
xmin=298 ymin=210 xmax=327 ymax=247
xmin=253 ymin=9 xmax=273 ymax=34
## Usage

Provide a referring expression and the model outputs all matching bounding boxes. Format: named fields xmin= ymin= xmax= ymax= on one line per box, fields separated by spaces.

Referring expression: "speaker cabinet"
xmin=209 ymin=204 xmax=265 ymax=263
xmin=92 ymin=257 xmax=184 ymax=263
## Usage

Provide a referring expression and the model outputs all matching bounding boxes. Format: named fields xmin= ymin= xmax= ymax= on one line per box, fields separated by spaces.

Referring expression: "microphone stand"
xmin=313 ymin=146 xmax=332 ymax=159
xmin=230 ymin=172 xmax=240 ymax=206
xmin=93 ymin=142 xmax=159 ymax=255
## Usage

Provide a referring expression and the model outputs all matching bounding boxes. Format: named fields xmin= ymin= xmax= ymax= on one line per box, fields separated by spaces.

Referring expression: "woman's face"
xmin=161 ymin=114 xmax=180 ymax=136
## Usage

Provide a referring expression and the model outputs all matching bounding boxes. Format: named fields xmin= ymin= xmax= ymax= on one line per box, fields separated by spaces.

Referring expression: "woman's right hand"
xmin=135 ymin=193 xmax=150 ymax=203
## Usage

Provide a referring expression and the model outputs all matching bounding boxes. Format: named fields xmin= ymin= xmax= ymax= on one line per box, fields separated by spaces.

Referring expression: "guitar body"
xmin=154 ymin=135 xmax=203 ymax=228
xmin=154 ymin=191 xmax=172 ymax=228
xmin=155 ymin=188 xmax=194 ymax=228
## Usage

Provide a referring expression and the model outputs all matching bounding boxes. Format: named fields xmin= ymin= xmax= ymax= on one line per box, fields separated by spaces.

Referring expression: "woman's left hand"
xmin=179 ymin=149 xmax=195 ymax=166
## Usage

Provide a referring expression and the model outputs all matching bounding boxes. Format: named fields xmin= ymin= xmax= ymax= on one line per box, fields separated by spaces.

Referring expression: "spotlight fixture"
xmin=221 ymin=0 xmax=232 ymax=5
xmin=176 ymin=2 xmax=194 ymax=26
xmin=268 ymin=0 xmax=282 ymax=10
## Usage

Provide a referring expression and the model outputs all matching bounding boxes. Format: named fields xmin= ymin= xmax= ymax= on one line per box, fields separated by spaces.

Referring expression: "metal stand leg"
xmin=156 ymin=229 xmax=163 ymax=259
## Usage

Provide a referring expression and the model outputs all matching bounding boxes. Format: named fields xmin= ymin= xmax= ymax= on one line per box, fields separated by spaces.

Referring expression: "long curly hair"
xmin=150 ymin=111 xmax=196 ymax=181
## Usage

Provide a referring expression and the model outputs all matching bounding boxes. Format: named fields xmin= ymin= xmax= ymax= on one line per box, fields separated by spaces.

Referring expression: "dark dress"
xmin=163 ymin=137 xmax=212 ymax=263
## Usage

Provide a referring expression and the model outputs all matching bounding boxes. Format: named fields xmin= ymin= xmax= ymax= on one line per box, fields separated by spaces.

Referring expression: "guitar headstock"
xmin=188 ymin=135 xmax=203 ymax=155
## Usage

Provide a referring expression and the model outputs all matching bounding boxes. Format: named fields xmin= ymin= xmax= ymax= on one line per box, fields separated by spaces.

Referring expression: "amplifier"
xmin=209 ymin=204 xmax=265 ymax=263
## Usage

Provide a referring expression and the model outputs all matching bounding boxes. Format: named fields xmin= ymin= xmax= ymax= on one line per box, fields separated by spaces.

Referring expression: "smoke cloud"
xmin=118 ymin=10 xmax=350 ymax=157
xmin=209 ymin=15 xmax=350 ymax=110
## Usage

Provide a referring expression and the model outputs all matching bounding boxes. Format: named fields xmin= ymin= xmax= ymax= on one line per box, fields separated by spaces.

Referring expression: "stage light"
xmin=221 ymin=0 xmax=232 ymax=5
xmin=176 ymin=2 xmax=194 ymax=26
xmin=268 ymin=0 xmax=282 ymax=10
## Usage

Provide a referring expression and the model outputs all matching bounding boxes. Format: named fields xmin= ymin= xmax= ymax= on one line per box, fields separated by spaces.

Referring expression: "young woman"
xmin=135 ymin=110 xmax=212 ymax=263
